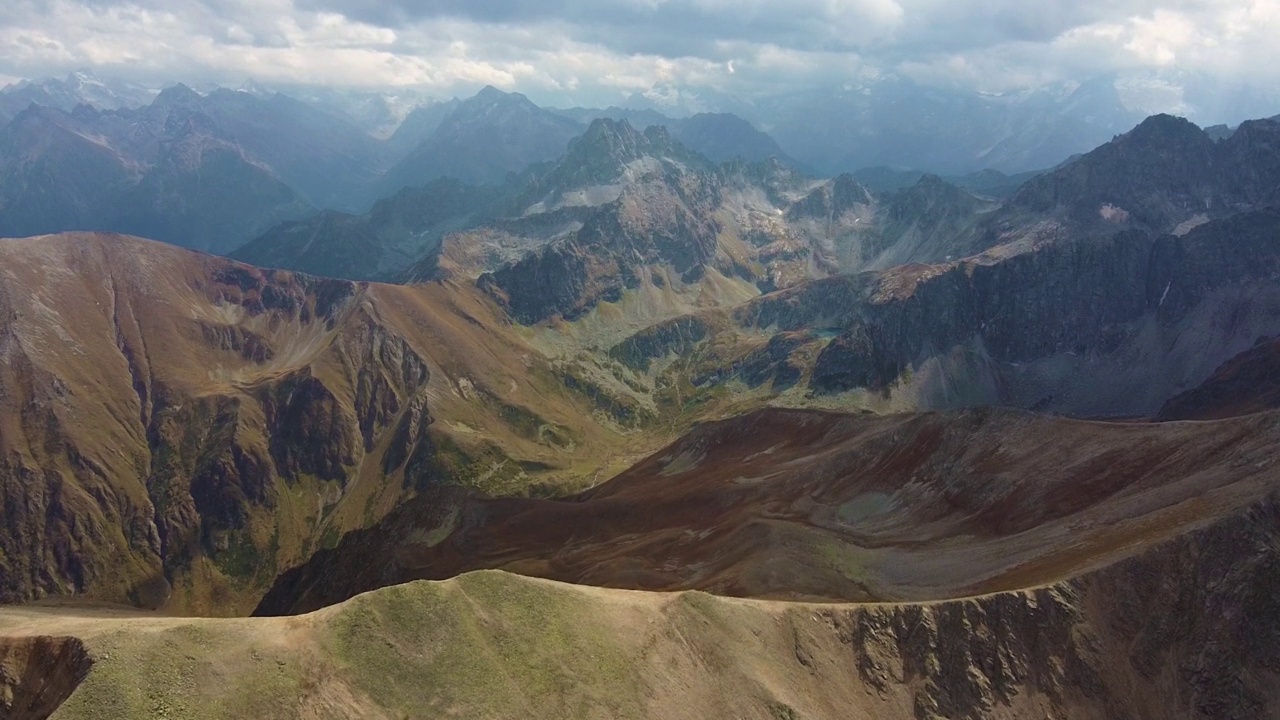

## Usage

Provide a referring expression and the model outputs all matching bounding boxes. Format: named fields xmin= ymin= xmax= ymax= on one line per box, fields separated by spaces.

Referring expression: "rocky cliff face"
xmin=0 ymin=636 xmax=92 ymax=720
xmin=399 ymin=120 xmax=995 ymax=332
xmin=0 ymin=235 xmax=444 ymax=611
xmin=478 ymin=155 xmax=724 ymax=323
xmin=809 ymin=492 xmax=1280 ymax=719
xmin=612 ymin=207 xmax=1280 ymax=417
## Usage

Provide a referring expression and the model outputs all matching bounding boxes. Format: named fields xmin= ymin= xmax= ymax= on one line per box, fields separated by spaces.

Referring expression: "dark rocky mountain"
xmin=997 ymin=114 xmax=1280 ymax=240
xmin=379 ymin=86 xmax=585 ymax=194
xmin=613 ymin=207 xmax=1280 ymax=420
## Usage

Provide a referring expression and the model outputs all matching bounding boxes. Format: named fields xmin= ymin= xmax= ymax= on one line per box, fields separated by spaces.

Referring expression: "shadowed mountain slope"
xmin=1157 ymin=336 xmax=1280 ymax=420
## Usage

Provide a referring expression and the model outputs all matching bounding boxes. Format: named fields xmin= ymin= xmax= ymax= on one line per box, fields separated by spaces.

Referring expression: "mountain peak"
xmin=470 ymin=85 xmax=530 ymax=107
xmin=915 ymin=173 xmax=948 ymax=189
xmin=475 ymin=84 xmax=508 ymax=100
xmin=1121 ymin=113 xmax=1207 ymax=148
xmin=577 ymin=117 xmax=641 ymax=147
xmin=554 ymin=116 xmax=692 ymax=179
xmin=153 ymin=83 xmax=202 ymax=107
xmin=65 ymin=68 xmax=103 ymax=85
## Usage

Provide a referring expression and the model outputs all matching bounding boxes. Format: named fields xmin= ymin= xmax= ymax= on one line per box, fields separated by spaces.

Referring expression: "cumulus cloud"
xmin=0 ymin=0 xmax=1278 ymax=118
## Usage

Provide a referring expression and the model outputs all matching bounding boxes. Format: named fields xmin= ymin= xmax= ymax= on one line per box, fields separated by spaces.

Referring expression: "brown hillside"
xmin=258 ymin=406 xmax=1280 ymax=614
xmin=0 ymin=233 xmax=641 ymax=613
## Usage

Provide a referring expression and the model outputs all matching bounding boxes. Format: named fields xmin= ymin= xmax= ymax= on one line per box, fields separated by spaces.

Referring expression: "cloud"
xmin=0 ymin=0 xmax=1277 ymax=119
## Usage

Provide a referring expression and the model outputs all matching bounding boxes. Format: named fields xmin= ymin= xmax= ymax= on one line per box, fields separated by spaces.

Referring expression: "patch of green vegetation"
xmin=55 ymin=624 xmax=309 ymax=720
xmin=815 ymin=537 xmax=868 ymax=584
xmin=555 ymin=364 xmax=654 ymax=427
xmin=680 ymin=383 xmax=731 ymax=414
xmin=319 ymin=525 xmax=341 ymax=550
xmin=492 ymin=396 xmax=552 ymax=440
xmin=322 ymin=573 xmax=642 ymax=719
xmin=210 ymin=531 xmax=261 ymax=580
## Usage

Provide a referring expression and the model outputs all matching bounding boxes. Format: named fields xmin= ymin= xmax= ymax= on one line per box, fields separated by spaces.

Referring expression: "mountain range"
xmin=7 ymin=69 xmax=1271 ymax=262
xmin=0 ymin=79 xmax=805 ymax=253
xmin=3 ymin=83 xmax=1280 ymax=719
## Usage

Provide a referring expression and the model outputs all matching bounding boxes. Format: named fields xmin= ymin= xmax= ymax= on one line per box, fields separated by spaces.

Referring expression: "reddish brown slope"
xmin=258 ymin=406 xmax=1280 ymax=614
xmin=1158 ymin=336 xmax=1280 ymax=420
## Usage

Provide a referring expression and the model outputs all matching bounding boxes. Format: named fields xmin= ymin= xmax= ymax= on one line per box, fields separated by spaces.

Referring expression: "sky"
xmin=1 ymin=0 xmax=1279 ymax=112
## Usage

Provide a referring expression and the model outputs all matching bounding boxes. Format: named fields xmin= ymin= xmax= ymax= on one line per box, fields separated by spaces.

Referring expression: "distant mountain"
xmin=379 ymin=86 xmax=585 ymax=193
xmin=553 ymin=105 xmax=670 ymax=128
xmin=0 ymin=102 xmax=313 ymax=253
xmin=137 ymin=85 xmax=387 ymax=212
xmin=383 ymin=98 xmax=461 ymax=156
xmin=852 ymin=166 xmax=1045 ymax=197
xmin=558 ymin=105 xmax=795 ymax=165
xmin=757 ymin=75 xmax=1148 ymax=175
xmin=0 ymin=82 xmax=416 ymax=250
xmin=0 ymin=70 xmax=154 ymax=123
xmin=232 ymin=178 xmax=500 ymax=280
xmin=665 ymin=112 xmax=792 ymax=164
xmin=267 ymin=85 xmax=437 ymax=139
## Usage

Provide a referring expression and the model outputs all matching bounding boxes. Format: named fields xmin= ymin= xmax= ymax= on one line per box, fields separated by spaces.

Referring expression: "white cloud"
xmin=0 ymin=0 xmax=1277 ymax=118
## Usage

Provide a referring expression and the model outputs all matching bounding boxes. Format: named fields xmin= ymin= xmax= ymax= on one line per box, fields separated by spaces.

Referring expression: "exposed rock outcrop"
xmin=0 ymin=636 xmax=92 ymax=720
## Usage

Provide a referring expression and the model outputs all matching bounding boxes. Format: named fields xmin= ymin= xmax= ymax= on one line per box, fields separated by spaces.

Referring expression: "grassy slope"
xmin=0 ymin=560 xmax=1223 ymax=720
xmin=0 ymin=572 xmax=975 ymax=720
